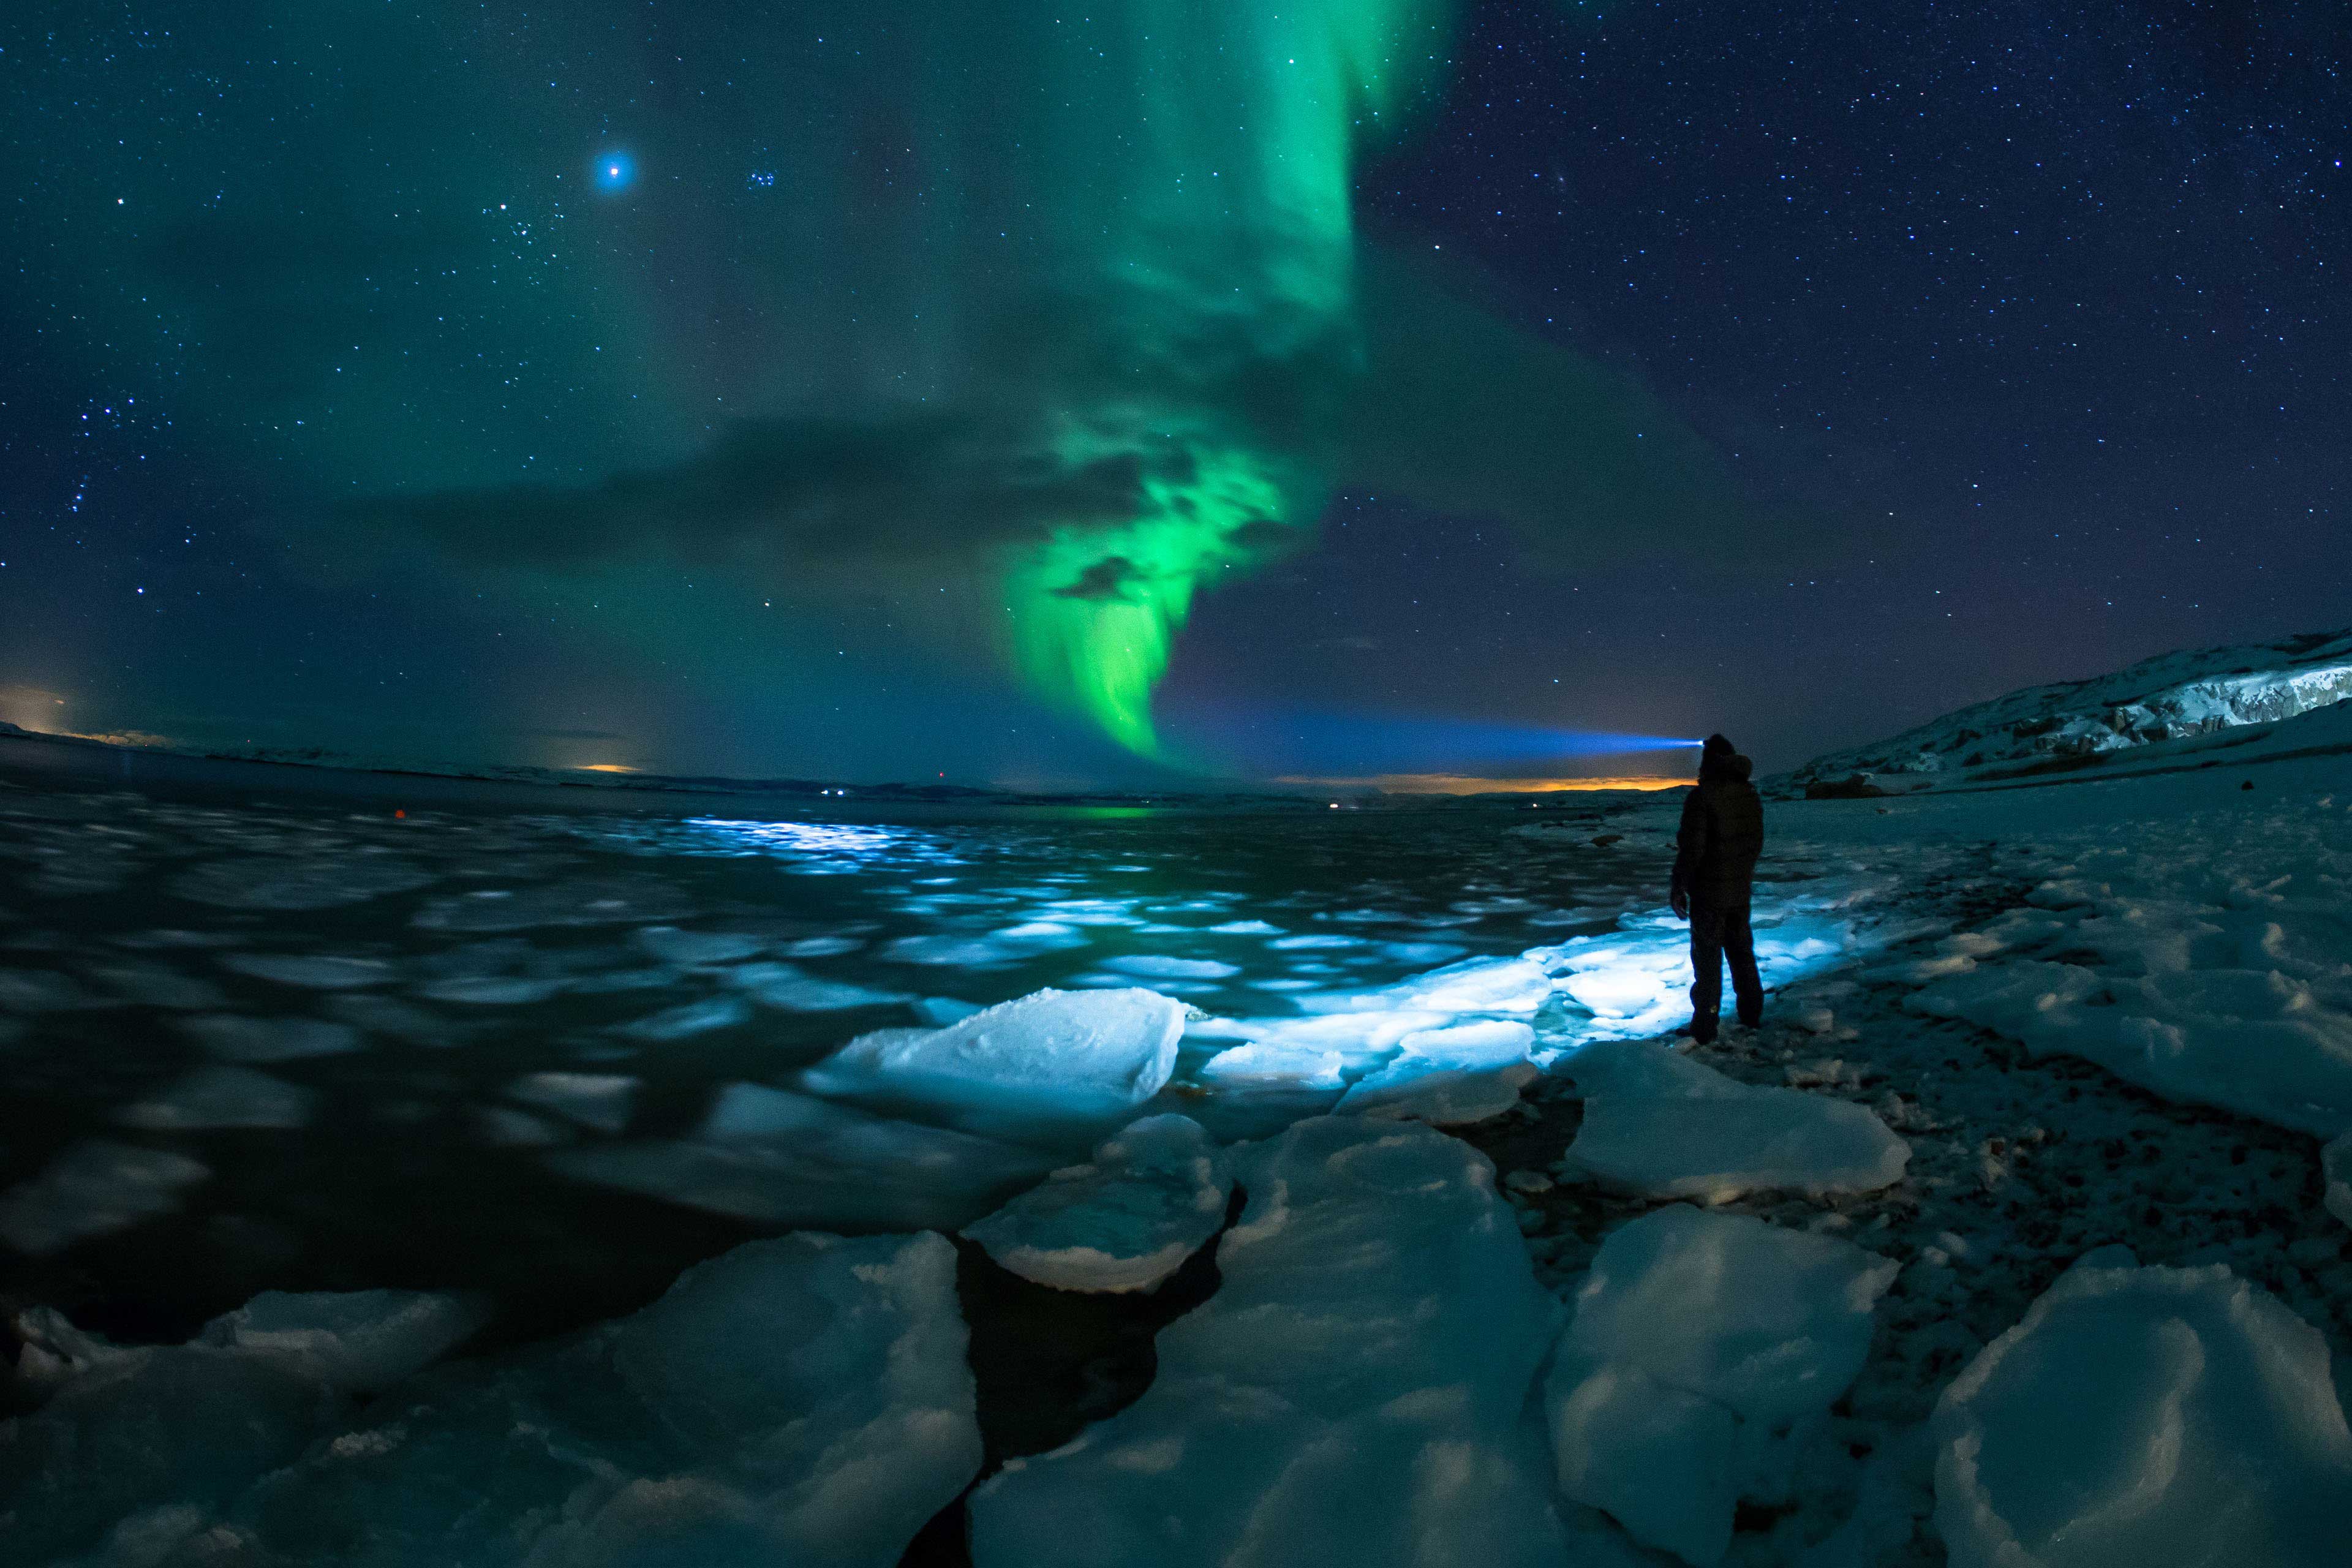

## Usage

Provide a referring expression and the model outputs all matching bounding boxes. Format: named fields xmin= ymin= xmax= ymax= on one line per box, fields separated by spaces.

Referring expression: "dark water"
xmin=0 ymin=740 xmax=1655 ymax=1352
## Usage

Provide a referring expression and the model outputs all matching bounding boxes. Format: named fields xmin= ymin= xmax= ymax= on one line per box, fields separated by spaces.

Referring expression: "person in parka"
xmin=1669 ymin=732 xmax=1765 ymax=1042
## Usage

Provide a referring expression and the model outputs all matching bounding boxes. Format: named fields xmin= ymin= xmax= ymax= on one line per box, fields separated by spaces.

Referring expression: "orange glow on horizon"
xmin=576 ymin=763 xmax=639 ymax=774
xmin=1275 ymin=772 xmax=1694 ymax=795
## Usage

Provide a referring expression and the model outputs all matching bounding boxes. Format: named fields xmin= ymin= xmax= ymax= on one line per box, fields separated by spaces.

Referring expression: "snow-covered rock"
xmin=1781 ymin=625 xmax=2352 ymax=794
xmin=963 ymin=1114 xmax=1231 ymax=1292
xmin=1559 ymin=1038 xmax=1910 ymax=1202
xmin=548 ymin=1082 xmax=1060 ymax=1231
xmin=968 ymin=1117 xmax=1572 ymax=1568
xmin=803 ymin=986 xmax=1186 ymax=1129
xmin=0 ymin=1289 xmax=483 ymax=1565
xmin=1546 ymin=1205 xmax=1899 ymax=1566
xmin=1932 ymin=1248 xmax=2352 ymax=1568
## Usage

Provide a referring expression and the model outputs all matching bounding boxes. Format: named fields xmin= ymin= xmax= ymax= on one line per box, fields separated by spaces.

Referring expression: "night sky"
xmin=4 ymin=2 xmax=2345 ymax=788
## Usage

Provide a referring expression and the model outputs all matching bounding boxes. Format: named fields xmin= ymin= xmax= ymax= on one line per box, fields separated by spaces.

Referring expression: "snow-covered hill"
xmin=1781 ymin=625 xmax=2352 ymax=796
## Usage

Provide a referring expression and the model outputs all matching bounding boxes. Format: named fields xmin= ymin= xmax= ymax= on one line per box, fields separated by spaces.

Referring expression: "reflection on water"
xmin=0 ymin=777 xmax=1898 ymax=1344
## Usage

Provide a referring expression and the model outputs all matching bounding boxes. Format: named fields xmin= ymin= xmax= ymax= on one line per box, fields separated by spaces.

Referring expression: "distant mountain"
xmin=1781 ymin=627 xmax=2352 ymax=796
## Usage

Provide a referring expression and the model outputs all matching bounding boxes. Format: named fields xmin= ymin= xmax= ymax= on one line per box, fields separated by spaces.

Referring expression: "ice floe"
xmin=548 ymin=1082 xmax=1060 ymax=1230
xmin=507 ymin=1071 xmax=638 ymax=1133
xmin=170 ymin=856 xmax=434 ymax=911
xmin=117 ymin=1065 xmax=315 ymax=1131
xmin=804 ymin=986 xmax=1186 ymax=1131
xmin=1559 ymin=1037 xmax=1911 ymax=1202
xmin=0 ymin=1140 xmax=211 ymax=1256
xmin=969 ymin=1117 xmax=1573 ymax=1567
xmin=0 ymin=1288 xmax=484 ymax=1564
xmin=180 ymin=1012 xmax=364 ymax=1063
xmin=1546 ymin=1205 xmax=1899 ymax=1566
xmin=1932 ymin=1247 xmax=2352 ymax=1568
xmin=3 ymin=1237 xmax=973 ymax=1568
xmin=2326 ymin=1132 xmax=2352 ymax=1229
xmin=963 ymin=1114 xmax=1231 ymax=1294
xmin=220 ymin=953 xmax=397 ymax=990
xmin=724 ymin=960 xmax=913 ymax=1012
xmin=1336 ymin=1020 xmax=1540 ymax=1126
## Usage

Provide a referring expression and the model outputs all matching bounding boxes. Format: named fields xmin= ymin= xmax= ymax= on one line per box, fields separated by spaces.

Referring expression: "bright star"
xmin=594 ymin=151 xmax=636 ymax=193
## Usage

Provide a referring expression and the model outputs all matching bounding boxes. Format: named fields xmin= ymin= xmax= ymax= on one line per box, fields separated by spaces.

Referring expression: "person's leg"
xmin=1688 ymin=905 xmax=1725 ymax=1042
xmin=1727 ymin=902 xmax=1763 ymax=1028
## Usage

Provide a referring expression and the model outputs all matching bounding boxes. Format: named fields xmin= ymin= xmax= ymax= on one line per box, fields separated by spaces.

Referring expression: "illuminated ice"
xmin=963 ymin=1114 xmax=1231 ymax=1293
xmin=1547 ymin=1205 xmax=1898 ymax=1566
xmin=968 ymin=1117 xmax=1570 ymax=1568
xmin=1198 ymin=1039 xmax=1346 ymax=1090
xmin=508 ymin=1071 xmax=638 ymax=1133
xmin=884 ymin=922 xmax=1091 ymax=967
xmin=0 ymin=1140 xmax=211 ymax=1256
xmin=1336 ymin=1020 xmax=1539 ymax=1125
xmin=118 ymin=1065 xmax=314 ymax=1131
xmin=548 ymin=1082 xmax=1058 ymax=1230
xmin=1560 ymin=1038 xmax=1910 ymax=1202
xmin=418 ymin=974 xmax=569 ymax=1006
xmin=1101 ymin=954 xmax=1240 ymax=979
xmin=1932 ymin=1248 xmax=2352 ymax=1568
xmin=804 ymin=986 xmax=1186 ymax=1125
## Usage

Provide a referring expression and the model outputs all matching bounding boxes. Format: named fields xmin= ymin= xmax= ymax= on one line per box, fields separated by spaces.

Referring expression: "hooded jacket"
xmin=1672 ymin=747 xmax=1765 ymax=911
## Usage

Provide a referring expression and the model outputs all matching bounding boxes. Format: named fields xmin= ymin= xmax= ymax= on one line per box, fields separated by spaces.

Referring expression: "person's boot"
xmin=1684 ymin=1015 xmax=1717 ymax=1046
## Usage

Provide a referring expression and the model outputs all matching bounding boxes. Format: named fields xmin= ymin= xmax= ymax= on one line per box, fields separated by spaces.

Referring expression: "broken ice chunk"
xmin=963 ymin=1115 xmax=1232 ymax=1294
xmin=1560 ymin=1038 xmax=1910 ymax=1202
xmin=0 ymin=1140 xmax=211 ymax=1256
xmin=1198 ymin=1039 xmax=1346 ymax=1090
xmin=117 ymin=1065 xmax=315 ymax=1131
xmin=804 ymin=986 xmax=1186 ymax=1129
xmin=1932 ymin=1250 xmax=2352 ymax=1568
xmin=1547 ymin=1205 xmax=1898 ymax=1566
xmin=968 ymin=1118 xmax=1570 ymax=1568
xmin=181 ymin=1013 xmax=364 ymax=1063
xmin=508 ymin=1071 xmax=639 ymax=1134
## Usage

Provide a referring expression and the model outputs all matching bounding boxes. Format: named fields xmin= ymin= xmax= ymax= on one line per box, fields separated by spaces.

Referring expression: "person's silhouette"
xmin=1669 ymin=733 xmax=1765 ymax=1042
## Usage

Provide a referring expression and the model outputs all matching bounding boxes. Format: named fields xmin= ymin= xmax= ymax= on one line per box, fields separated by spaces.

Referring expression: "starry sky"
xmin=3 ymin=1 xmax=2345 ymax=788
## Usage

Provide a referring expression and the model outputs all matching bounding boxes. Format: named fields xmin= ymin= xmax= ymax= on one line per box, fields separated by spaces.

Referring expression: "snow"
xmin=1931 ymin=1248 xmax=2352 ymax=1568
xmin=0 ymin=1140 xmax=210 ymax=1256
xmin=1546 ymin=1205 xmax=1899 ymax=1566
xmin=1902 ymin=811 xmax=2352 ymax=1137
xmin=963 ymin=1114 xmax=1232 ymax=1292
xmin=2 ymin=1234 xmax=977 ymax=1568
xmin=548 ymin=1081 xmax=1060 ymax=1231
xmin=1780 ymin=624 xmax=2352 ymax=794
xmin=968 ymin=1116 xmax=1572 ymax=1568
xmin=116 ymin=1065 xmax=315 ymax=1131
xmin=1559 ymin=1038 xmax=1912 ymax=1202
xmin=803 ymin=986 xmax=1187 ymax=1129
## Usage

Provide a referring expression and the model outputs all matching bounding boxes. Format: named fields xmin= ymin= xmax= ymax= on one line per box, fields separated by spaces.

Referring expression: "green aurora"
xmin=6 ymin=1 xmax=1733 ymax=763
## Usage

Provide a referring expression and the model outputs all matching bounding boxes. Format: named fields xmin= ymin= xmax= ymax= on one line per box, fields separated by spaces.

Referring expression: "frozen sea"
xmin=6 ymin=728 xmax=2352 ymax=1567
xmin=0 ymin=741 xmax=1696 ymax=1346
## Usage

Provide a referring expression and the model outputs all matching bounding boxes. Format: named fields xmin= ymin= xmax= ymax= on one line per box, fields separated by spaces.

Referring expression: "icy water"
xmin=0 ymin=748 xmax=1681 ymax=1350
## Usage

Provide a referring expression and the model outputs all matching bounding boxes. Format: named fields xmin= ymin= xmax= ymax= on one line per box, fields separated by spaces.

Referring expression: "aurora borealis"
xmin=5 ymin=1 xmax=2347 ymax=783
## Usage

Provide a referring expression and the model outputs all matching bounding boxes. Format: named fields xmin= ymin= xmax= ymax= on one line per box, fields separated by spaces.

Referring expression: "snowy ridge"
xmin=1781 ymin=625 xmax=2352 ymax=794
